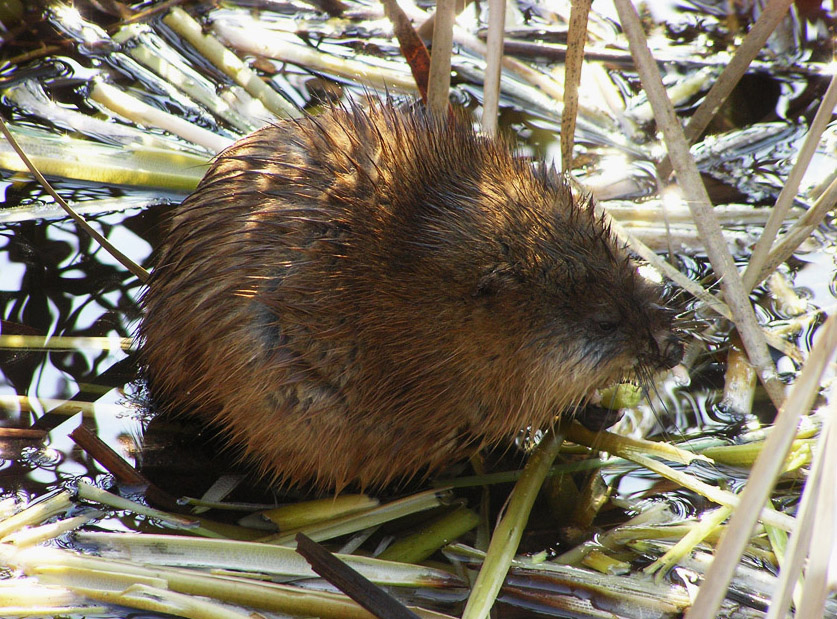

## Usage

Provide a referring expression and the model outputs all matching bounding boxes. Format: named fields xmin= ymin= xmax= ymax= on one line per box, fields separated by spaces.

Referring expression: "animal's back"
xmin=140 ymin=102 xmax=681 ymax=489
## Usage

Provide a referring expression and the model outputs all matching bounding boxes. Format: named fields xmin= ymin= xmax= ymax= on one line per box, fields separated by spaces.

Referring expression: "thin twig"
xmin=481 ymin=0 xmax=506 ymax=136
xmin=793 ymin=400 xmax=836 ymax=618
xmin=612 ymin=0 xmax=784 ymax=409
xmin=753 ymin=173 xmax=837 ymax=288
xmin=296 ymin=533 xmax=420 ymax=619
xmin=427 ymin=0 xmax=455 ymax=118
xmin=686 ymin=312 xmax=837 ymax=618
xmin=560 ymin=0 xmax=591 ymax=173
xmin=70 ymin=425 xmax=180 ymax=512
xmin=765 ymin=391 xmax=836 ymax=618
xmin=743 ymin=71 xmax=837 ymax=291
xmin=375 ymin=0 xmax=433 ymax=99
xmin=657 ymin=0 xmax=794 ymax=178
xmin=0 ymin=115 xmax=149 ymax=282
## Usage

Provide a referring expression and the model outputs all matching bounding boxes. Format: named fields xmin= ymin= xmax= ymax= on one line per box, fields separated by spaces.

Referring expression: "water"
xmin=0 ymin=202 xmax=155 ymax=500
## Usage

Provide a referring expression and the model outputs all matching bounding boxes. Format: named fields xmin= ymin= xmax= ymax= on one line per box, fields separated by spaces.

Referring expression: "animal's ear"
xmin=473 ymin=263 xmax=518 ymax=297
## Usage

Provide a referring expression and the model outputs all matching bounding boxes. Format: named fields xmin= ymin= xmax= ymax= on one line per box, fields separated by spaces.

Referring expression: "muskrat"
xmin=139 ymin=101 xmax=682 ymax=490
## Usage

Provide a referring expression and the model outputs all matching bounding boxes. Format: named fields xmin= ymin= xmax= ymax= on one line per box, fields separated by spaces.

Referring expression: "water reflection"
xmin=0 ymin=201 xmax=155 ymax=500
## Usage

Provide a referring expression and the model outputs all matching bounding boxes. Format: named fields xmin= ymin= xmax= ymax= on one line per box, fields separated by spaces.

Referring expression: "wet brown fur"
xmin=139 ymin=101 xmax=681 ymax=490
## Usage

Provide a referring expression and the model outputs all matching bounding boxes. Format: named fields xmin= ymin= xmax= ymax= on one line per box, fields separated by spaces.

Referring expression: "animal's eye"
xmin=598 ymin=320 xmax=618 ymax=332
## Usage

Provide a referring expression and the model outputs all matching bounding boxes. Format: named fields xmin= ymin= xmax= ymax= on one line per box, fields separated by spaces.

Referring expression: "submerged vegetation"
xmin=0 ymin=0 xmax=836 ymax=617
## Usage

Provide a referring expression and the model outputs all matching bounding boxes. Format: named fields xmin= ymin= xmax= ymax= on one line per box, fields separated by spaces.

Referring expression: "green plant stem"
xmin=461 ymin=427 xmax=565 ymax=618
